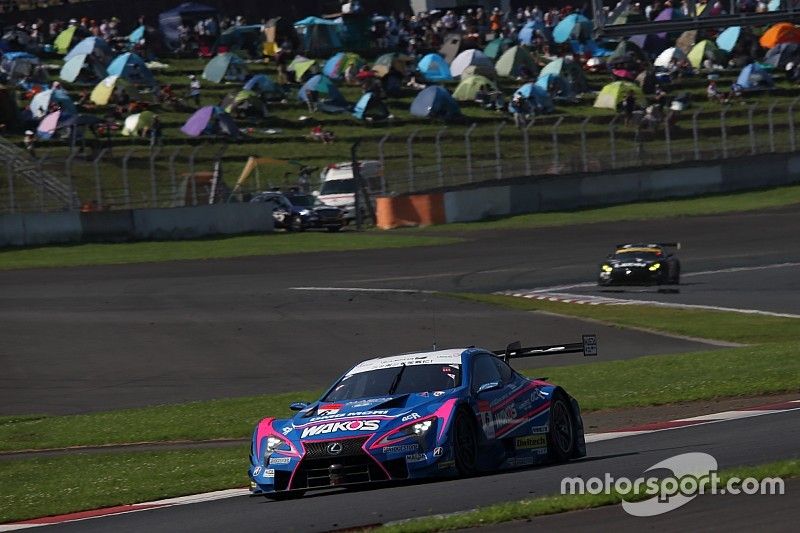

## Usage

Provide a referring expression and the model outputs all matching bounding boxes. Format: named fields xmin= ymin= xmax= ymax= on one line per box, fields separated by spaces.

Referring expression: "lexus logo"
xmin=327 ymin=442 xmax=343 ymax=455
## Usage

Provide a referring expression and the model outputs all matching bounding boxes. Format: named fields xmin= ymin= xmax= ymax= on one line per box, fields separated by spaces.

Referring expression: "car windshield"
xmin=612 ymin=251 xmax=662 ymax=261
xmin=320 ymin=179 xmax=354 ymax=195
xmin=323 ymin=364 xmax=461 ymax=402
xmin=287 ymin=195 xmax=316 ymax=207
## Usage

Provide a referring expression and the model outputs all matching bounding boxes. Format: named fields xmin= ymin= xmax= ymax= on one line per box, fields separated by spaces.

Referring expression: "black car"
xmin=250 ymin=191 xmax=344 ymax=232
xmin=598 ymin=243 xmax=681 ymax=286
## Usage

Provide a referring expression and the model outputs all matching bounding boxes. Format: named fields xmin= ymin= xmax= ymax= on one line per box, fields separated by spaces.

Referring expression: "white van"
xmin=316 ymin=160 xmax=383 ymax=221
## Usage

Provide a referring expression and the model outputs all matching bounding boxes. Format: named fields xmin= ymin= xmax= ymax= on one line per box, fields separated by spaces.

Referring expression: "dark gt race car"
xmin=250 ymin=191 xmax=344 ymax=232
xmin=598 ymin=243 xmax=681 ymax=286
xmin=249 ymin=335 xmax=597 ymax=499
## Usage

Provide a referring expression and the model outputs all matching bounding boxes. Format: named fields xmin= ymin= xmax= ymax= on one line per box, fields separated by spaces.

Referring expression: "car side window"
xmin=471 ymin=355 xmax=502 ymax=393
xmin=492 ymin=357 xmax=514 ymax=384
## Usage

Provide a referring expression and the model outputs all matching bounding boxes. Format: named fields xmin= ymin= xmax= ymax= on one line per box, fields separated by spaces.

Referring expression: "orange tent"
xmin=760 ymin=22 xmax=800 ymax=49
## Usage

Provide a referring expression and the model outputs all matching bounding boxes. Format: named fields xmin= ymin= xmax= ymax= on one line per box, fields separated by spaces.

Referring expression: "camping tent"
xmin=0 ymin=52 xmax=41 ymax=85
xmin=294 ymin=16 xmax=342 ymax=54
xmin=36 ymin=110 xmax=61 ymax=139
xmin=450 ymin=49 xmax=495 ymax=78
xmin=90 ymin=75 xmax=139 ymax=105
xmin=409 ymin=86 xmax=461 ymax=120
xmin=60 ymin=55 xmax=102 ymax=83
xmin=628 ymin=34 xmax=668 ymax=55
xmin=180 ymin=105 xmax=240 ymax=138
xmin=539 ymin=57 xmax=590 ymax=94
xmin=593 ymin=81 xmax=642 ymax=109
xmin=287 ymin=56 xmax=317 ymax=81
xmin=122 ymin=110 xmax=156 ymax=136
xmin=322 ymin=52 xmax=365 ymax=80
xmin=107 ymin=53 xmax=156 ymax=86
xmin=495 ymin=46 xmax=538 ymax=78
xmin=453 ymin=75 xmax=498 ymax=101
xmin=518 ymin=20 xmax=550 ymax=46
xmin=716 ymin=26 xmax=741 ymax=52
xmin=202 ymin=53 xmax=248 ymax=83
xmin=687 ymin=40 xmax=726 ymax=68
xmin=438 ymin=33 xmax=462 ymax=63
xmin=29 ymin=88 xmax=76 ymax=118
xmin=417 ymin=53 xmax=452 ymax=82
xmin=760 ymin=22 xmax=800 ymax=48
xmin=736 ymin=63 xmax=774 ymax=90
xmin=352 ymin=92 xmax=390 ymax=120
xmin=298 ymin=74 xmax=348 ymax=111
xmin=511 ymin=82 xmax=554 ymax=113
xmin=216 ymin=24 xmax=263 ymax=55
xmin=765 ymin=42 xmax=800 ymax=68
xmin=159 ymin=3 xmax=218 ymax=51
xmin=65 ymin=37 xmax=113 ymax=64
xmin=654 ymin=46 xmax=687 ymax=68
xmin=243 ymin=74 xmax=285 ymax=100
xmin=222 ymin=90 xmax=268 ymax=117
xmin=553 ymin=14 xmax=591 ymax=44
xmin=676 ymin=30 xmax=699 ymax=53
xmin=484 ymin=38 xmax=514 ymax=60
xmin=54 ymin=25 xmax=87 ymax=54
xmin=129 ymin=25 xmax=146 ymax=46
xmin=372 ymin=53 xmax=412 ymax=77
xmin=535 ymin=74 xmax=576 ymax=101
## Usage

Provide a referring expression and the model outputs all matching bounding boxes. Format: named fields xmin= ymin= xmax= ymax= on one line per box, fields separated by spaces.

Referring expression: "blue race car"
xmin=249 ymin=335 xmax=597 ymax=499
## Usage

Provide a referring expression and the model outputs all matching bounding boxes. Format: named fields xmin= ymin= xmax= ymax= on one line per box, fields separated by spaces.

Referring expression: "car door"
xmin=470 ymin=354 xmax=506 ymax=441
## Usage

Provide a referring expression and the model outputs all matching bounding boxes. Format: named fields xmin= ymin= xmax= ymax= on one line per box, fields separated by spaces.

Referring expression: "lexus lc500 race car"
xmin=248 ymin=335 xmax=598 ymax=499
xmin=598 ymin=243 xmax=681 ymax=286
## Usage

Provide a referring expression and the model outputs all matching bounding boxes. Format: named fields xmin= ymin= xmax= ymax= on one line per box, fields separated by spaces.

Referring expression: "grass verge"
xmin=432 ymin=185 xmax=800 ymax=232
xmin=0 ymin=233 xmax=461 ymax=270
xmin=379 ymin=459 xmax=800 ymax=532
xmin=0 ymin=446 xmax=246 ymax=524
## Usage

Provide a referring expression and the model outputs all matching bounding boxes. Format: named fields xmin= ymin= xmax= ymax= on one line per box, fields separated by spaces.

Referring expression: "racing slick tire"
xmin=548 ymin=392 xmax=576 ymax=463
xmin=264 ymin=490 xmax=305 ymax=501
xmin=453 ymin=408 xmax=479 ymax=476
xmin=288 ymin=215 xmax=305 ymax=232
xmin=668 ymin=263 xmax=681 ymax=285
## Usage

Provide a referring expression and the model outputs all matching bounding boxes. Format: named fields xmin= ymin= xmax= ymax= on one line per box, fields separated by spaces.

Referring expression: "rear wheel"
xmin=548 ymin=393 xmax=576 ymax=463
xmin=452 ymin=409 xmax=478 ymax=476
xmin=289 ymin=215 xmax=305 ymax=232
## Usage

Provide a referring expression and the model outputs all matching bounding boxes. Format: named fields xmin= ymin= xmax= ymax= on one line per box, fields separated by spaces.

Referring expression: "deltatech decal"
xmin=515 ymin=435 xmax=547 ymax=449
xmin=301 ymin=419 xmax=381 ymax=438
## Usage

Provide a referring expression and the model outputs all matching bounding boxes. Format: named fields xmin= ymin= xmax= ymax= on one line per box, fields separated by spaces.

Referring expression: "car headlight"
xmin=648 ymin=263 xmax=661 ymax=271
xmin=266 ymin=436 xmax=283 ymax=452
xmin=298 ymin=209 xmax=310 ymax=216
xmin=601 ymin=264 xmax=613 ymax=272
xmin=373 ymin=416 xmax=437 ymax=448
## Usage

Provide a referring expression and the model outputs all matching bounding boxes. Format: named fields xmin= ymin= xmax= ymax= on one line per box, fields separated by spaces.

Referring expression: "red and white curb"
xmin=2 ymin=399 xmax=798 ymax=530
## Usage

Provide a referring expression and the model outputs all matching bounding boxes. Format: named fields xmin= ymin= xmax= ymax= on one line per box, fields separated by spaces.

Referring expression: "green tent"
xmin=483 ymin=38 xmax=514 ymax=60
xmin=287 ymin=55 xmax=317 ymax=81
xmin=539 ymin=57 xmax=590 ymax=94
xmin=593 ymin=81 xmax=643 ymax=109
xmin=54 ymin=26 xmax=77 ymax=55
xmin=222 ymin=90 xmax=268 ymax=118
xmin=453 ymin=75 xmax=498 ymax=101
xmin=688 ymin=40 xmax=726 ymax=68
xmin=495 ymin=45 xmax=539 ymax=78
xmin=608 ymin=40 xmax=648 ymax=65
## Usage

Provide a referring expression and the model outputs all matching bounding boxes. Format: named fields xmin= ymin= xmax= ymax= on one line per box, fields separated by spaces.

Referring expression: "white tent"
xmin=655 ymin=46 xmax=687 ymax=68
xmin=449 ymin=49 xmax=496 ymax=78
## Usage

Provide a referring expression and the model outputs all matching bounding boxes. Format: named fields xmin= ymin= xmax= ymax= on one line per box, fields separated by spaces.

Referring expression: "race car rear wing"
xmin=493 ymin=335 xmax=597 ymax=363
xmin=616 ymin=242 xmax=681 ymax=249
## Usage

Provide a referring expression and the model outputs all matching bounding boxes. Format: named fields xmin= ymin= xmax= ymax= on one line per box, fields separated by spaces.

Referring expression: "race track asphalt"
xmin=42 ymin=409 xmax=800 ymax=532
xmin=2 ymin=207 xmax=799 ymax=415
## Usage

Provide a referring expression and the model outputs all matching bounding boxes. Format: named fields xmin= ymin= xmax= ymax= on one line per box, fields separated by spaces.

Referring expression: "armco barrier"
xmin=375 ymin=194 xmax=446 ymax=229
xmin=0 ymin=204 xmax=273 ymax=248
xmin=379 ymin=152 xmax=800 ymax=228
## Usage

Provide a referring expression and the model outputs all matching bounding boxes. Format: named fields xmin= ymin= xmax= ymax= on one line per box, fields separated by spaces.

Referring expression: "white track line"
xmin=290 ymin=287 xmax=435 ymax=294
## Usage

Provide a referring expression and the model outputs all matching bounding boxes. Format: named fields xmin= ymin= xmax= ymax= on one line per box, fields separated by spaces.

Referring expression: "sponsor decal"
xmin=433 ymin=391 xmax=445 ymax=397
xmin=406 ymin=453 xmax=427 ymax=463
xmin=264 ymin=469 xmax=275 ymax=478
xmin=402 ymin=412 xmax=421 ymax=422
xmin=300 ymin=419 xmax=381 ymax=438
xmin=433 ymin=447 xmax=444 ymax=457
xmin=309 ymin=410 xmax=389 ymax=422
xmin=253 ymin=466 xmax=262 ymax=476
xmin=516 ymin=435 xmax=547 ymax=450
xmin=479 ymin=408 xmax=495 ymax=439
xmin=318 ymin=403 xmax=342 ymax=416
xmin=438 ymin=460 xmax=456 ymax=470
xmin=281 ymin=426 xmax=293 ymax=436
xmin=268 ymin=456 xmax=291 ymax=465
xmin=348 ymin=398 xmax=391 ymax=408
xmin=382 ymin=444 xmax=419 ymax=454
xmin=531 ymin=425 xmax=549 ymax=434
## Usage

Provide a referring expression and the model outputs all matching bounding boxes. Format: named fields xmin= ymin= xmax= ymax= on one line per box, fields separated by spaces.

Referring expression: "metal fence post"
xmin=406 ymin=129 xmax=419 ymax=193
xmin=188 ymin=144 xmax=203 ymax=206
xmin=435 ymin=127 xmax=447 ymax=187
xmin=608 ymin=116 xmax=618 ymax=170
xmin=168 ymin=147 xmax=181 ymax=204
xmin=377 ymin=133 xmax=390 ymax=194
xmin=464 ymin=123 xmax=477 ymax=182
xmin=720 ymin=109 xmax=728 ymax=159
xmin=788 ymin=96 xmax=800 ymax=151
xmin=768 ymin=102 xmax=776 ymax=153
xmin=92 ymin=148 xmax=107 ymax=207
xmin=149 ymin=147 xmax=162 ymax=207
xmin=121 ymin=148 xmax=134 ymax=209
xmin=579 ymin=117 xmax=590 ymax=172
xmin=551 ymin=117 xmax=564 ymax=172
xmin=494 ymin=122 xmax=506 ymax=180
xmin=64 ymin=148 xmax=78 ymax=199
xmin=6 ymin=160 xmax=14 ymax=214
xmin=747 ymin=104 xmax=757 ymax=155
xmin=523 ymin=120 xmax=534 ymax=176
xmin=692 ymin=110 xmax=701 ymax=160
xmin=36 ymin=153 xmax=49 ymax=211
xmin=665 ymin=112 xmax=672 ymax=164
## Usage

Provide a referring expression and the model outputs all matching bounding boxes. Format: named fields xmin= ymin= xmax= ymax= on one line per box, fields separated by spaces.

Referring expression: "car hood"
xmin=607 ymin=258 xmax=657 ymax=268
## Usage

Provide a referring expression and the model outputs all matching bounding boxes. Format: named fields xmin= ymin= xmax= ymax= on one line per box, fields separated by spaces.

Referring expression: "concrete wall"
xmin=0 ymin=204 xmax=273 ymax=248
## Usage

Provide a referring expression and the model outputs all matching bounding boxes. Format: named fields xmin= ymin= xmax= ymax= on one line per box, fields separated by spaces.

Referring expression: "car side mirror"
xmin=312 ymin=190 xmax=319 ymax=196
xmin=477 ymin=381 xmax=501 ymax=395
xmin=289 ymin=402 xmax=309 ymax=411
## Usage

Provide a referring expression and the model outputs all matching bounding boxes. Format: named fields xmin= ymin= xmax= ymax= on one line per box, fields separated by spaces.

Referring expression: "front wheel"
xmin=548 ymin=393 xmax=576 ymax=463
xmin=452 ymin=409 xmax=478 ymax=476
xmin=289 ymin=215 xmax=305 ymax=232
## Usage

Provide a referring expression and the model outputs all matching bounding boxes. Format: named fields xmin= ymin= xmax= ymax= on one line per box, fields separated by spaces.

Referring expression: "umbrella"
xmin=553 ymin=14 xmax=592 ymax=44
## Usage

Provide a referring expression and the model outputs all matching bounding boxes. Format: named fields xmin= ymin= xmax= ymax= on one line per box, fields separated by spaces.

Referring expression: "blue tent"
xmin=0 ymin=51 xmax=40 ymax=84
xmin=202 ymin=53 xmax=247 ymax=83
xmin=352 ymin=92 xmax=390 ymax=120
xmin=294 ymin=16 xmax=342 ymax=53
xmin=159 ymin=3 xmax=218 ymax=51
xmin=511 ymin=82 xmax=554 ymax=113
xmin=29 ymin=88 xmax=76 ymax=119
xmin=65 ymin=37 xmax=113 ymax=63
xmin=107 ymin=53 xmax=155 ymax=86
xmin=417 ymin=53 xmax=452 ymax=82
xmin=410 ymin=86 xmax=461 ymax=120
xmin=129 ymin=25 xmax=146 ymax=45
xmin=535 ymin=73 xmax=576 ymax=101
xmin=716 ymin=26 xmax=741 ymax=53
xmin=736 ymin=63 xmax=774 ymax=90
xmin=518 ymin=20 xmax=551 ymax=46
xmin=298 ymin=74 xmax=348 ymax=111
xmin=553 ymin=14 xmax=592 ymax=44
xmin=243 ymin=74 xmax=285 ymax=100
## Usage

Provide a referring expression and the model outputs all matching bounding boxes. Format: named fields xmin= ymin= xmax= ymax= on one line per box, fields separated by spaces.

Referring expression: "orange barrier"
xmin=375 ymin=193 xmax=446 ymax=229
